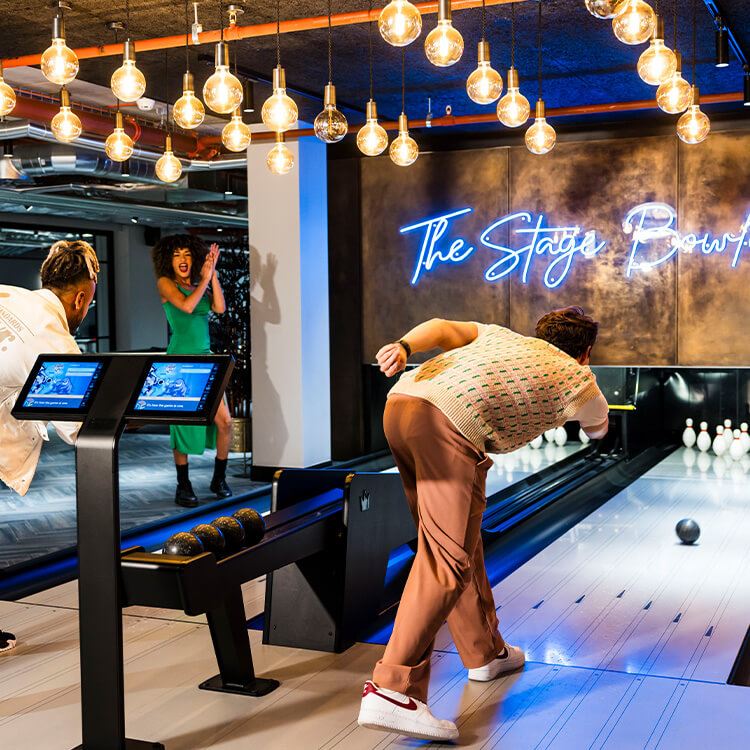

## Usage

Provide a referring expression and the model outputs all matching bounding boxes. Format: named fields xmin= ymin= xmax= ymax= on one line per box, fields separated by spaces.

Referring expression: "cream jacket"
xmin=0 ymin=286 xmax=80 ymax=495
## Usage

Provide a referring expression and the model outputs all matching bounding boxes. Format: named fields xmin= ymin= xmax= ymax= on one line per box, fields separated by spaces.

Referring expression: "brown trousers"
xmin=372 ymin=395 xmax=505 ymax=703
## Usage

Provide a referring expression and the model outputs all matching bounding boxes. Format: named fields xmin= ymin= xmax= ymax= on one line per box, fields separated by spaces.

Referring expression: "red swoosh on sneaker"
xmin=363 ymin=681 xmax=418 ymax=711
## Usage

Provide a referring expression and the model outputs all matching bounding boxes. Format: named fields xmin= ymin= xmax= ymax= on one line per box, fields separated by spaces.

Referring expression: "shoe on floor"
xmin=209 ymin=478 xmax=232 ymax=498
xmin=357 ymin=680 xmax=458 ymax=742
xmin=0 ymin=630 xmax=17 ymax=654
xmin=175 ymin=482 xmax=198 ymax=508
xmin=467 ymin=645 xmax=525 ymax=681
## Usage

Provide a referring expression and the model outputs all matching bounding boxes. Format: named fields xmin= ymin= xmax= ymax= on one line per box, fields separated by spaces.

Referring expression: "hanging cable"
xmin=219 ymin=0 xmax=224 ymax=42
xmin=328 ymin=0 xmax=333 ymax=83
xmin=401 ymin=47 xmax=405 ymax=114
xmin=481 ymin=0 xmax=486 ymax=42
xmin=511 ymin=1 xmax=515 ymax=68
xmin=164 ymin=49 xmax=170 ymax=132
xmin=126 ymin=0 xmax=130 ymax=39
xmin=185 ymin=0 xmax=190 ymax=71
xmin=692 ymin=0 xmax=696 ymax=85
xmin=368 ymin=0 xmax=373 ymax=101
xmin=538 ymin=0 xmax=542 ymax=100
xmin=673 ymin=0 xmax=677 ymax=50
xmin=276 ymin=0 xmax=281 ymax=67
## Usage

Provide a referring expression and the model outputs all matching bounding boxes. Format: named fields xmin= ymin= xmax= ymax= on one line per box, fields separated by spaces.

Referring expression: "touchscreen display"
xmin=132 ymin=361 xmax=219 ymax=413
xmin=22 ymin=360 xmax=104 ymax=410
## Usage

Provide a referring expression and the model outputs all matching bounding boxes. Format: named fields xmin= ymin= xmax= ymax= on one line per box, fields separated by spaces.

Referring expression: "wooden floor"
xmin=1 ymin=448 xmax=750 ymax=748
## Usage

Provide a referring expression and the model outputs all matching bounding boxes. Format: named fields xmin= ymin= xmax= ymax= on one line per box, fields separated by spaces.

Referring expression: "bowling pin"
xmin=554 ymin=426 xmax=568 ymax=447
xmin=681 ymin=418 xmax=696 ymax=448
xmin=544 ymin=428 xmax=556 ymax=443
xmin=730 ymin=429 xmax=744 ymax=461
xmin=713 ymin=426 xmax=727 ymax=456
xmin=740 ymin=423 xmax=750 ymax=454
xmin=696 ymin=421 xmax=711 ymax=453
xmin=578 ymin=427 xmax=590 ymax=445
xmin=723 ymin=419 xmax=733 ymax=449
xmin=530 ymin=434 xmax=543 ymax=449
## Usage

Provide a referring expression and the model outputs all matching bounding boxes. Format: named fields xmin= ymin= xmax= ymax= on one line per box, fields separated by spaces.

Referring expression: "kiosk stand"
xmin=13 ymin=354 xmax=233 ymax=750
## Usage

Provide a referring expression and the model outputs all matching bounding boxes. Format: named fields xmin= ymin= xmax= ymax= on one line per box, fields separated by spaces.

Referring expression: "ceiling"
xmin=1 ymin=0 xmax=748 ymax=131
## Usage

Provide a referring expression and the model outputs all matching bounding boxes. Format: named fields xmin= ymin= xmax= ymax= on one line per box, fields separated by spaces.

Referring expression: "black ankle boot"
xmin=175 ymin=481 xmax=198 ymax=508
xmin=209 ymin=477 xmax=232 ymax=498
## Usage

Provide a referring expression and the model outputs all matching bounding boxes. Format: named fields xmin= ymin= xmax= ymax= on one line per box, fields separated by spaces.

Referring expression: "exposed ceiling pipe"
xmin=2 ymin=1 xmax=520 ymax=68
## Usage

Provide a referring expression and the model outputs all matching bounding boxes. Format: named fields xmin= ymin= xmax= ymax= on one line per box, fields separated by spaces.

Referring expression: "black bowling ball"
xmin=190 ymin=523 xmax=226 ymax=556
xmin=211 ymin=516 xmax=245 ymax=554
xmin=162 ymin=532 xmax=204 ymax=557
xmin=676 ymin=518 xmax=700 ymax=545
xmin=232 ymin=508 xmax=266 ymax=547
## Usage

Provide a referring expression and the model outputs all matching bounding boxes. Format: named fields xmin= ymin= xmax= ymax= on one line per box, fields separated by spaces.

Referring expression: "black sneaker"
xmin=175 ymin=482 xmax=199 ymax=508
xmin=0 ymin=630 xmax=17 ymax=654
xmin=209 ymin=478 xmax=232 ymax=498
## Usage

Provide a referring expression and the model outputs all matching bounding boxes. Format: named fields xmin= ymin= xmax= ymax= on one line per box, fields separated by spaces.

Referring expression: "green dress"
xmin=163 ymin=285 xmax=217 ymax=455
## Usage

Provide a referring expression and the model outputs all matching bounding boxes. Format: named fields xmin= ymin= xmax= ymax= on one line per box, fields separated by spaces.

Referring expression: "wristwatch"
xmin=397 ymin=339 xmax=412 ymax=357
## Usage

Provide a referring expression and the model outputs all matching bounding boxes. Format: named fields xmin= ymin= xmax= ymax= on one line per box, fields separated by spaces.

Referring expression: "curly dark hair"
xmin=40 ymin=240 xmax=99 ymax=290
xmin=535 ymin=306 xmax=599 ymax=360
xmin=150 ymin=234 xmax=207 ymax=286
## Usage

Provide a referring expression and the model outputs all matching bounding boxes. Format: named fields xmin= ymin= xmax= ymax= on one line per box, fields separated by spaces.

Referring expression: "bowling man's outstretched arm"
xmin=572 ymin=392 xmax=610 ymax=439
xmin=376 ymin=319 xmax=479 ymax=377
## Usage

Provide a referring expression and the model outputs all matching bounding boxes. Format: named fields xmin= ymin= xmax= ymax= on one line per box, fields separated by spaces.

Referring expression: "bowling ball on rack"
xmin=232 ymin=508 xmax=266 ymax=547
xmin=676 ymin=518 xmax=700 ymax=545
xmin=190 ymin=523 xmax=226 ymax=557
xmin=162 ymin=532 xmax=204 ymax=557
xmin=210 ymin=516 xmax=245 ymax=554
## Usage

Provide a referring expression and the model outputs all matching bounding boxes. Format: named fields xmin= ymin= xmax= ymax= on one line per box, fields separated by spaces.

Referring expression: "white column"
xmin=247 ymin=136 xmax=331 ymax=469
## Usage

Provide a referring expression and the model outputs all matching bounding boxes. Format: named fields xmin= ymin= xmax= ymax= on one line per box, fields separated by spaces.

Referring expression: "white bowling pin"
xmin=696 ymin=421 xmax=711 ymax=453
xmin=713 ymin=426 xmax=727 ymax=456
xmin=554 ymin=426 xmax=568 ymax=447
xmin=740 ymin=423 xmax=750 ymax=454
xmin=578 ymin=427 xmax=591 ymax=445
xmin=544 ymin=428 xmax=556 ymax=443
xmin=723 ymin=419 xmax=733 ymax=448
xmin=681 ymin=418 xmax=696 ymax=448
xmin=730 ymin=429 xmax=744 ymax=461
xmin=530 ymin=434 xmax=544 ymax=449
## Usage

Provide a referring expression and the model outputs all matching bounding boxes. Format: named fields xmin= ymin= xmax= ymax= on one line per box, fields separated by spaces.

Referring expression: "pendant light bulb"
xmin=676 ymin=87 xmax=710 ymax=144
xmin=314 ymin=84 xmax=348 ymax=144
xmin=155 ymin=135 xmax=183 ymax=182
xmin=612 ymin=0 xmax=655 ymax=45
xmin=261 ymin=65 xmax=298 ymax=132
xmin=104 ymin=111 xmax=134 ymax=161
xmin=379 ymin=0 xmax=422 ymax=47
xmin=51 ymin=89 xmax=81 ymax=143
xmin=173 ymin=72 xmax=206 ymax=129
xmin=357 ymin=100 xmax=389 ymax=156
xmin=525 ymin=99 xmax=556 ymax=155
xmin=203 ymin=42 xmax=243 ymax=114
xmin=656 ymin=52 xmax=692 ymax=113
xmin=111 ymin=40 xmax=146 ymax=102
xmin=0 ymin=63 xmax=16 ymax=117
xmin=222 ymin=107 xmax=252 ymax=151
xmin=389 ymin=113 xmax=418 ymax=167
xmin=425 ymin=0 xmax=464 ymax=67
xmin=585 ymin=0 xmax=628 ymax=19
xmin=467 ymin=41 xmax=503 ymax=105
xmin=497 ymin=67 xmax=530 ymax=127
xmin=266 ymin=132 xmax=295 ymax=175
xmin=637 ymin=17 xmax=676 ymax=85
xmin=41 ymin=15 xmax=79 ymax=85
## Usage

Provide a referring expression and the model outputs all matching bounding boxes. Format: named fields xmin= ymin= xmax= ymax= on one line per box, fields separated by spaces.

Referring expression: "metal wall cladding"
xmin=359 ymin=131 xmax=750 ymax=366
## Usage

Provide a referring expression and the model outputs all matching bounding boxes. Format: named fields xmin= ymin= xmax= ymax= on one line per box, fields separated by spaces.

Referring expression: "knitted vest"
xmin=389 ymin=324 xmax=601 ymax=453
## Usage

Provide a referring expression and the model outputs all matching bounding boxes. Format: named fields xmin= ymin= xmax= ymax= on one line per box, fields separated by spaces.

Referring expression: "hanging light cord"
xmin=673 ymin=0 xmax=677 ymax=50
xmin=692 ymin=0 xmax=696 ymax=85
xmin=164 ymin=50 xmax=170 ymax=133
xmin=368 ymin=0 xmax=373 ymax=101
xmin=112 ymin=26 xmax=120 ymax=114
xmin=401 ymin=47 xmax=405 ymax=115
xmin=219 ymin=0 xmax=224 ymax=42
xmin=185 ymin=0 xmax=190 ymax=72
xmin=481 ymin=0 xmax=486 ymax=43
xmin=328 ymin=0 xmax=333 ymax=83
xmin=126 ymin=0 xmax=130 ymax=41
xmin=538 ymin=0 xmax=542 ymax=100
xmin=276 ymin=0 xmax=281 ymax=67
xmin=511 ymin=2 xmax=515 ymax=68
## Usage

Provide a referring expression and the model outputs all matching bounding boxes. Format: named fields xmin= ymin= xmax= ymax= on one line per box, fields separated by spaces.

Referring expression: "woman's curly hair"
xmin=150 ymin=234 xmax=207 ymax=286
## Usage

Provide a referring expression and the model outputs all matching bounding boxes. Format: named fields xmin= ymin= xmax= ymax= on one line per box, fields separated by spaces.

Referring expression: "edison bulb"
xmin=0 ymin=72 xmax=15 ymax=116
xmin=111 ymin=42 xmax=146 ymax=102
xmin=656 ymin=55 xmax=692 ymax=114
xmin=156 ymin=144 xmax=183 ymax=183
xmin=51 ymin=91 xmax=81 ymax=143
xmin=379 ymin=0 xmax=422 ymax=47
xmin=105 ymin=113 xmax=133 ymax=161
xmin=677 ymin=91 xmax=710 ymax=144
xmin=173 ymin=74 xmax=205 ymax=129
xmin=314 ymin=84 xmax=348 ymax=144
xmin=467 ymin=42 xmax=502 ymax=104
xmin=357 ymin=100 xmax=388 ymax=156
xmin=585 ymin=0 xmax=628 ymax=19
xmin=203 ymin=42 xmax=243 ymax=114
xmin=267 ymin=135 xmax=294 ymax=175
xmin=425 ymin=20 xmax=464 ymax=67
xmin=497 ymin=68 xmax=530 ymax=127
xmin=525 ymin=101 xmax=556 ymax=155
xmin=637 ymin=24 xmax=676 ymax=85
xmin=41 ymin=38 xmax=79 ymax=85
xmin=261 ymin=65 xmax=298 ymax=132
xmin=390 ymin=113 xmax=418 ymax=166
xmin=222 ymin=109 xmax=252 ymax=152
xmin=612 ymin=0 xmax=655 ymax=45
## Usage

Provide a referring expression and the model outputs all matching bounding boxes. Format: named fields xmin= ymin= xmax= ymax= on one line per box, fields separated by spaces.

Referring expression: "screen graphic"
xmin=133 ymin=361 xmax=219 ymax=413
xmin=22 ymin=360 xmax=103 ymax=410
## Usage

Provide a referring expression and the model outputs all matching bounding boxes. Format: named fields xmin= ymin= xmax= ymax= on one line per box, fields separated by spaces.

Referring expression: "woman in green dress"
xmin=151 ymin=234 xmax=232 ymax=507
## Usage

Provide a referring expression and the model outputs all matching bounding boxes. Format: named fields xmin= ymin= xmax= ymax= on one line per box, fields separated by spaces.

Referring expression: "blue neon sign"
xmin=400 ymin=202 xmax=750 ymax=288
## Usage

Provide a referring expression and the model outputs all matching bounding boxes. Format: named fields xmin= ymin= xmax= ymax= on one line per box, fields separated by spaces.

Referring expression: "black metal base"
xmin=198 ymin=674 xmax=280 ymax=696
xmin=73 ymin=740 xmax=164 ymax=749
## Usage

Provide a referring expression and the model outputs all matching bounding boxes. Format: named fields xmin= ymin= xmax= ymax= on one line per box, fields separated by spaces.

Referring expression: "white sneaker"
xmin=357 ymin=680 xmax=459 ymax=741
xmin=467 ymin=645 xmax=525 ymax=681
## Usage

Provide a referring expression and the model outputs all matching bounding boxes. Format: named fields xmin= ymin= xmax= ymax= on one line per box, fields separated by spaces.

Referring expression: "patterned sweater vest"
xmin=388 ymin=324 xmax=601 ymax=453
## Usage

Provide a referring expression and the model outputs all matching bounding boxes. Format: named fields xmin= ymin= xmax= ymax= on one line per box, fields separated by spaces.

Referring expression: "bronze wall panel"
xmin=678 ymin=132 xmax=750 ymax=365
xmin=361 ymin=148 xmax=510 ymax=362
xmin=508 ymin=136 xmax=678 ymax=365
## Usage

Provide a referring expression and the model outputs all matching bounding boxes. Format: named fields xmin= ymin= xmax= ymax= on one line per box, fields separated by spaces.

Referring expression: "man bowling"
xmin=358 ymin=307 xmax=609 ymax=741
